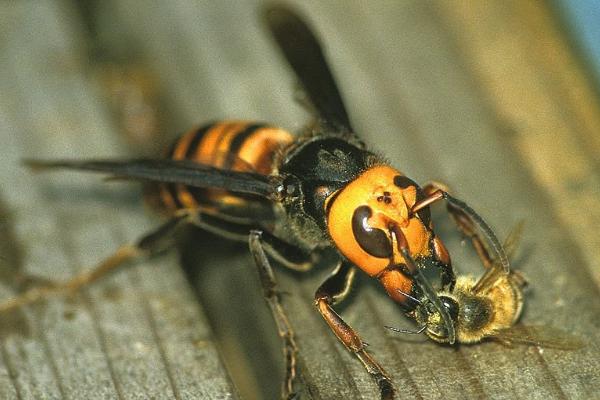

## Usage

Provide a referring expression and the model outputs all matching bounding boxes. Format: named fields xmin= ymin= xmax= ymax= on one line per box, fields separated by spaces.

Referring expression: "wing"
xmin=265 ymin=5 xmax=354 ymax=135
xmin=24 ymin=159 xmax=279 ymax=199
xmin=472 ymin=221 xmax=525 ymax=294
xmin=502 ymin=220 xmax=525 ymax=261
xmin=489 ymin=325 xmax=585 ymax=351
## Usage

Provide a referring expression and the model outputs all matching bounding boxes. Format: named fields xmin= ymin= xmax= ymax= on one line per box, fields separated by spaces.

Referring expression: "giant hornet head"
xmin=326 ymin=164 xmax=436 ymax=279
xmin=325 ymin=164 xmax=455 ymax=337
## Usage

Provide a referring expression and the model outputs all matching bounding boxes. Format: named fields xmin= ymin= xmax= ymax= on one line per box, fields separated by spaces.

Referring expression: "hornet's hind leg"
xmin=0 ymin=210 xmax=195 ymax=313
xmin=0 ymin=209 xmax=312 ymax=315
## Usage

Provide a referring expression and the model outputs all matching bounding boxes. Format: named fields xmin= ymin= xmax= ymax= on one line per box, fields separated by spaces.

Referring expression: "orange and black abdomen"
xmin=150 ymin=121 xmax=293 ymax=215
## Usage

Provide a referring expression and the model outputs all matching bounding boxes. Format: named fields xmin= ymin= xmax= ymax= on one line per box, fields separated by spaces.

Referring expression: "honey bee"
xmin=400 ymin=223 xmax=581 ymax=349
xmin=402 ymin=222 xmax=526 ymax=345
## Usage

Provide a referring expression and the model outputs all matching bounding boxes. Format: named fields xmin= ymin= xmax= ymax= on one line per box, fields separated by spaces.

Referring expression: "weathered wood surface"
xmin=1 ymin=0 xmax=599 ymax=399
xmin=0 ymin=1 xmax=237 ymax=399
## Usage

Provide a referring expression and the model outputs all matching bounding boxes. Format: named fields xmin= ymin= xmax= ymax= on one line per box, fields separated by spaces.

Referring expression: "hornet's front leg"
xmin=415 ymin=182 xmax=508 ymax=272
xmin=315 ymin=260 xmax=394 ymax=400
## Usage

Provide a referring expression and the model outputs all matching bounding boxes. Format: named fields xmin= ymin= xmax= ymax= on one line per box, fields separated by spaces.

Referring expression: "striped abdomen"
xmin=151 ymin=121 xmax=293 ymax=215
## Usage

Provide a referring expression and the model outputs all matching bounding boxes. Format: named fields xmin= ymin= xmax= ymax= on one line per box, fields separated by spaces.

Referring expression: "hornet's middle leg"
xmin=248 ymin=230 xmax=313 ymax=400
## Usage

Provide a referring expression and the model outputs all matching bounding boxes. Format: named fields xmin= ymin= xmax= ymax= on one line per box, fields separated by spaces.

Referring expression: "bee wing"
xmin=489 ymin=325 xmax=585 ymax=351
xmin=24 ymin=158 xmax=278 ymax=199
xmin=473 ymin=221 xmax=525 ymax=294
xmin=502 ymin=220 xmax=525 ymax=261
xmin=265 ymin=6 xmax=354 ymax=136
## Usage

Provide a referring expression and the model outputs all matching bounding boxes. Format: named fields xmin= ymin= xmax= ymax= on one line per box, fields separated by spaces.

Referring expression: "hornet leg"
xmin=192 ymin=213 xmax=314 ymax=272
xmin=248 ymin=230 xmax=313 ymax=400
xmin=0 ymin=210 xmax=195 ymax=313
xmin=315 ymin=260 xmax=394 ymax=400
xmin=413 ymin=182 xmax=494 ymax=269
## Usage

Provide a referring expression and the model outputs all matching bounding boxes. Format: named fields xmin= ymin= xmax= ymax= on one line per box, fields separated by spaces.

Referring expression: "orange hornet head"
xmin=326 ymin=165 xmax=435 ymax=287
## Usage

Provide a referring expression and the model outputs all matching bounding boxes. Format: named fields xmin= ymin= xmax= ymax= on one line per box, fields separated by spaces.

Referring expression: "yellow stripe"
xmin=214 ymin=122 xmax=248 ymax=168
xmin=196 ymin=122 xmax=229 ymax=164
xmin=172 ymin=128 xmax=198 ymax=160
xmin=237 ymin=127 xmax=293 ymax=174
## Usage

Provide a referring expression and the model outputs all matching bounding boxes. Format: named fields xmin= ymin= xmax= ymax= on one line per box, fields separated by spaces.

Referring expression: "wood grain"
xmin=0 ymin=2 xmax=236 ymax=399
xmin=0 ymin=0 xmax=598 ymax=399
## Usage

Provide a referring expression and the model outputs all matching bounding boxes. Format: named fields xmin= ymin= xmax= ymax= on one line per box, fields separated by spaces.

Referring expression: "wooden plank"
xmin=2 ymin=0 xmax=599 ymax=399
xmin=432 ymin=1 xmax=600 ymax=397
xmin=436 ymin=0 xmax=600 ymax=287
xmin=0 ymin=1 xmax=237 ymax=399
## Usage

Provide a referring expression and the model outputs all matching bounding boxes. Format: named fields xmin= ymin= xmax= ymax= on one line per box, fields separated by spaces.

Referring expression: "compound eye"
xmin=393 ymin=175 xmax=417 ymax=189
xmin=351 ymin=205 xmax=392 ymax=258
xmin=439 ymin=296 xmax=459 ymax=322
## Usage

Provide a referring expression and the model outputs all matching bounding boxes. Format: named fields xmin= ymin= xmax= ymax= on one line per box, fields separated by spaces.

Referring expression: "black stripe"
xmin=184 ymin=124 xmax=215 ymax=159
xmin=166 ymin=183 xmax=184 ymax=209
xmin=210 ymin=122 xmax=237 ymax=164
xmin=166 ymin=139 xmax=179 ymax=158
xmin=224 ymin=123 xmax=266 ymax=169
xmin=188 ymin=185 xmax=208 ymax=206
xmin=182 ymin=123 xmax=225 ymax=208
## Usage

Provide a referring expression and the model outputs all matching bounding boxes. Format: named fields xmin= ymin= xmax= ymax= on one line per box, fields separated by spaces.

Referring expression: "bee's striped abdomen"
xmin=153 ymin=121 xmax=293 ymax=214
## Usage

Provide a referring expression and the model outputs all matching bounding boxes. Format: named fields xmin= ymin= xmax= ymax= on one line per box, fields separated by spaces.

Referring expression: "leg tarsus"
xmin=0 ymin=244 xmax=141 ymax=313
